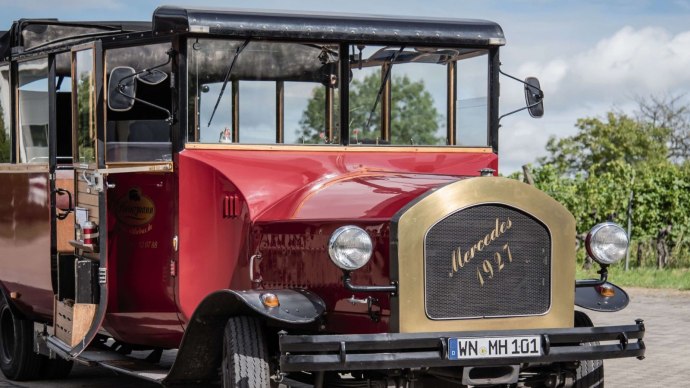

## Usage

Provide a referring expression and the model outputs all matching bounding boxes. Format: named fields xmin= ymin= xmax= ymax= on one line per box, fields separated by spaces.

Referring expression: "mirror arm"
xmin=497 ymin=67 xmax=545 ymax=123
xmin=499 ymin=68 xmax=544 ymax=98
xmin=113 ymin=49 xmax=177 ymax=122
xmin=498 ymin=99 xmax=543 ymax=122
xmin=115 ymin=88 xmax=173 ymax=123
xmin=117 ymin=49 xmax=175 ymax=88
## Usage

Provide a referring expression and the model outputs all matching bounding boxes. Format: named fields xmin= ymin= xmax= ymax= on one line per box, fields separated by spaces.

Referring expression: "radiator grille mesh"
xmin=424 ymin=204 xmax=551 ymax=319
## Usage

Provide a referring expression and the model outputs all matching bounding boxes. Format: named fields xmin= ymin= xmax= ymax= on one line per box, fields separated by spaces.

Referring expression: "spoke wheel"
xmin=222 ymin=316 xmax=272 ymax=388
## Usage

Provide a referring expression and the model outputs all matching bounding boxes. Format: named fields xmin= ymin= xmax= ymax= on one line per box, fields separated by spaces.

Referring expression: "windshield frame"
xmin=182 ymin=36 xmax=499 ymax=151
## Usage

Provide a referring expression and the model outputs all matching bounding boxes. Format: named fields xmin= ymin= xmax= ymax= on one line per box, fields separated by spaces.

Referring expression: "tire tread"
xmin=223 ymin=316 xmax=270 ymax=388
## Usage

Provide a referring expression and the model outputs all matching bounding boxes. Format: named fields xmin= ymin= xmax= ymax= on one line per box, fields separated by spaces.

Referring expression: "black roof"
xmin=0 ymin=20 xmax=150 ymax=60
xmin=153 ymin=6 xmax=505 ymax=47
xmin=1 ymin=7 xmax=505 ymax=61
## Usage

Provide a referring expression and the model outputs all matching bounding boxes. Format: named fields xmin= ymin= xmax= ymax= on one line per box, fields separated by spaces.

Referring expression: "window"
xmin=18 ymin=58 xmax=49 ymax=163
xmin=188 ymin=39 xmax=340 ymax=145
xmin=74 ymin=48 xmax=95 ymax=164
xmin=55 ymin=51 xmax=73 ymax=165
xmin=0 ymin=65 xmax=10 ymax=163
xmin=348 ymin=45 xmax=489 ymax=147
xmin=105 ymin=43 xmax=172 ymax=163
xmin=456 ymin=53 xmax=488 ymax=146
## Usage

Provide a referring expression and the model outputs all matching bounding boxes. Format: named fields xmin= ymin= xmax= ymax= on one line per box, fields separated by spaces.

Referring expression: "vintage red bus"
xmin=0 ymin=6 xmax=644 ymax=387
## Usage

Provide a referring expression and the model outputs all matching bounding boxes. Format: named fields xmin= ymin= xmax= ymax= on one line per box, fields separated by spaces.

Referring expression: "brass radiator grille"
xmin=424 ymin=204 xmax=551 ymax=319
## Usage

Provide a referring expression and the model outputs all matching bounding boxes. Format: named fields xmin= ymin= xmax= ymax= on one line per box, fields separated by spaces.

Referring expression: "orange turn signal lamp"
xmin=595 ymin=284 xmax=615 ymax=298
xmin=261 ymin=293 xmax=280 ymax=308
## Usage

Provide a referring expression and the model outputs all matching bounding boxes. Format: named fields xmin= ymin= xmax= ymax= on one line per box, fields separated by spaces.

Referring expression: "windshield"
xmin=348 ymin=45 xmax=489 ymax=147
xmin=187 ymin=39 xmax=489 ymax=147
xmin=188 ymin=39 xmax=340 ymax=144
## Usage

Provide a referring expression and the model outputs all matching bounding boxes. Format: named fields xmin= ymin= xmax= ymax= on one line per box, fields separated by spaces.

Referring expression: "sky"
xmin=2 ymin=0 xmax=690 ymax=173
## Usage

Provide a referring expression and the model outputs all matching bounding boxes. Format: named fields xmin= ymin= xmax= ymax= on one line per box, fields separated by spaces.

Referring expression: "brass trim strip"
xmin=447 ymin=62 xmax=456 ymax=145
xmin=184 ymin=143 xmax=494 ymax=153
xmin=95 ymin=163 xmax=173 ymax=174
xmin=104 ymin=161 xmax=173 ymax=169
xmin=232 ymin=80 xmax=239 ymax=143
xmin=325 ymin=86 xmax=334 ymax=142
xmin=395 ymin=177 xmax=575 ymax=333
xmin=0 ymin=164 xmax=50 ymax=173
xmin=276 ymin=81 xmax=284 ymax=144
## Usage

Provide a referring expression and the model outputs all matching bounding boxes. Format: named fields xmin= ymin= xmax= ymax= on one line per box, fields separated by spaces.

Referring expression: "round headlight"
xmin=328 ymin=226 xmax=373 ymax=270
xmin=585 ymin=222 xmax=629 ymax=265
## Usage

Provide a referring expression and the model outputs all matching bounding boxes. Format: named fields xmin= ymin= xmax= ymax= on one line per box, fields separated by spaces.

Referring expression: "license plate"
xmin=448 ymin=335 xmax=542 ymax=360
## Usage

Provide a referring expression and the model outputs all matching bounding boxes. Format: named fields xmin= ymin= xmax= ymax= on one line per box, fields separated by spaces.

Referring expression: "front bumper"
xmin=279 ymin=320 xmax=645 ymax=372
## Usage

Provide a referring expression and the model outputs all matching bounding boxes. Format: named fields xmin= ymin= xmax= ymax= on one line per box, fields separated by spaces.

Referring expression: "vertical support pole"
xmin=339 ymin=43 xmax=349 ymax=145
xmin=325 ymin=86 xmax=333 ymax=143
xmin=9 ymin=61 xmax=16 ymax=163
xmin=447 ymin=61 xmax=457 ymax=145
xmin=193 ymin=97 xmax=200 ymax=142
xmin=231 ymin=79 xmax=239 ymax=143
xmin=381 ymin=63 xmax=391 ymax=142
xmin=625 ymin=188 xmax=634 ymax=271
xmin=276 ymin=81 xmax=284 ymax=144
xmin=488 ymin=48 xmax=500 ymax=153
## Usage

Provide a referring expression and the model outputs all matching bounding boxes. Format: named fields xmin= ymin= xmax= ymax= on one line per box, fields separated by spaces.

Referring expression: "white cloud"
xmin=517 ymin=27 xmax=690 ymax=111
xmin=499 ymin=26 xmax=690 ymax=173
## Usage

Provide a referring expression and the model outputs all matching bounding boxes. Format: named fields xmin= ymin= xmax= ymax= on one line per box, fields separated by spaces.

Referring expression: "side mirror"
xmin=108 ymin=66 xmax=136 ymax=112
xmin=524 ymin=77 xmax=544 ymax=118
xmin=137 ymin=69 xmax=168 ymax=85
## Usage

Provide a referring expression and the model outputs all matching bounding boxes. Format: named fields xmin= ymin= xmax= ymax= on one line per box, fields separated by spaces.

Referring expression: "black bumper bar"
xmin=279 ymin=320 xmax=645 ymax=372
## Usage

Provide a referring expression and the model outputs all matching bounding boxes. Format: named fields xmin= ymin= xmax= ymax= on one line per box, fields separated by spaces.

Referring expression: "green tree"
xmin=539 ymin=112 xmax=669 ymax=175
xmin=76 ymin=71 xmax=95 ymax=163
xmin=297 ymin=73 xmax=441 ymax=145
xmin=636 ymin=94 xmax=690 ymax=162
xmin=515 ymin=106 xmax=690 ymax=269
xmin=0 ymin=102 xmax=9 ymax=163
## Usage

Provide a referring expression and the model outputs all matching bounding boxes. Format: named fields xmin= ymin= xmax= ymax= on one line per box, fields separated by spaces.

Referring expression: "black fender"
xmin=0 ymin=286 xmax=26 ymax=320
xmin=575 ymin=282 xmax=629 ymax=312
xmin=163 ymin=288 xmax=325 ymax=386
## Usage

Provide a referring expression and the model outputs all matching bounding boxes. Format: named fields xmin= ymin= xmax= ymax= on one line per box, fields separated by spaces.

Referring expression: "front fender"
xmin=575 ymin=282 xmax=629 ymax=312
xmin=163 ymin=288 xmax=325 ymax=386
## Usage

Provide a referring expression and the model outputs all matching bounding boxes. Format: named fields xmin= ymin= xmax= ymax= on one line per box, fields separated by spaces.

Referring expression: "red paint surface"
xmin=0 ymin=171 xmax=54 ymax=321
xmin=177 ymin=149 xmax=496 ymax=333
xmin=0 ymin=147 xmax=497 ymax=344
xmin=102 ymin=173 xmax=183 ymax=347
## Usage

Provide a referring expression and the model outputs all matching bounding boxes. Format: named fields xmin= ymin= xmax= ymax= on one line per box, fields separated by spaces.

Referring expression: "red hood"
xmin=256 ymin=171 xmax=460 ymax=221
xmin=179 ymin=148 xmax=496 ymax=222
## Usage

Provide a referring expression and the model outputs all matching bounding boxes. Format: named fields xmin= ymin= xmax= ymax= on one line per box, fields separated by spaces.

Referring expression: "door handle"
xmin=53 ymin=188 xmax=73 ymax=220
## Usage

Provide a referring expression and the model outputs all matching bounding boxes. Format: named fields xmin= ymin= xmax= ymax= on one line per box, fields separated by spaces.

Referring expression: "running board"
xmin=74 ymin=347 xmax=176 ymax=384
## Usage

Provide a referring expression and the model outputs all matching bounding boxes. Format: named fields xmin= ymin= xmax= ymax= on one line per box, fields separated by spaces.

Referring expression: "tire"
xmin=222 ymin=316 xmax=271 ymax=388
xmin=574 ymin=311 xmax=604 ymax=388
xmin=0 ymin=296 xmax=44 ymax=381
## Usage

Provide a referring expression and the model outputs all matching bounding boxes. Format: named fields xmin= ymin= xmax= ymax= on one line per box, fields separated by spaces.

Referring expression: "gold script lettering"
xmin=450 ymin=217 xmax=512 ymax=274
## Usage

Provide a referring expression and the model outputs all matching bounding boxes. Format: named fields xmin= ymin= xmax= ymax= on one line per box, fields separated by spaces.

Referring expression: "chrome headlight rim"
xmin=585 ymin=222 xmax=629 ymax=266
xmin=328 ymin=225 xmax=373 ymax=271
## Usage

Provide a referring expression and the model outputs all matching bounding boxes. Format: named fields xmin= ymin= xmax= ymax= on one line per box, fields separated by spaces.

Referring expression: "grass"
xmin=576 ymin=265 xmax=690 ymax=291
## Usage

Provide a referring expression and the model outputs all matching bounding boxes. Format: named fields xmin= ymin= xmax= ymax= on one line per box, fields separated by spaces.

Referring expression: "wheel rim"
xmin=0 ymin=305 xmax=16 ymax=364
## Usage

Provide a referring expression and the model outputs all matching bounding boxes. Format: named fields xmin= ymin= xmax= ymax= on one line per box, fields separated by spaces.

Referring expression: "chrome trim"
xmin=585 ymin=222 xmax=628 ymax=265
xmin=328 ymin=225 xmax=373 ymax=271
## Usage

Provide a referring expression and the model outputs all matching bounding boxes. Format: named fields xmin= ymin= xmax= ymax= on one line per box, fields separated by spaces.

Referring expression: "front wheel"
xmin=573 ymin=311 xmax=604 ymax=388
xmin=0 ymin=296 xmax=44 ymax=381
xmin=222 ymin=316 xmax=272 ymax=388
